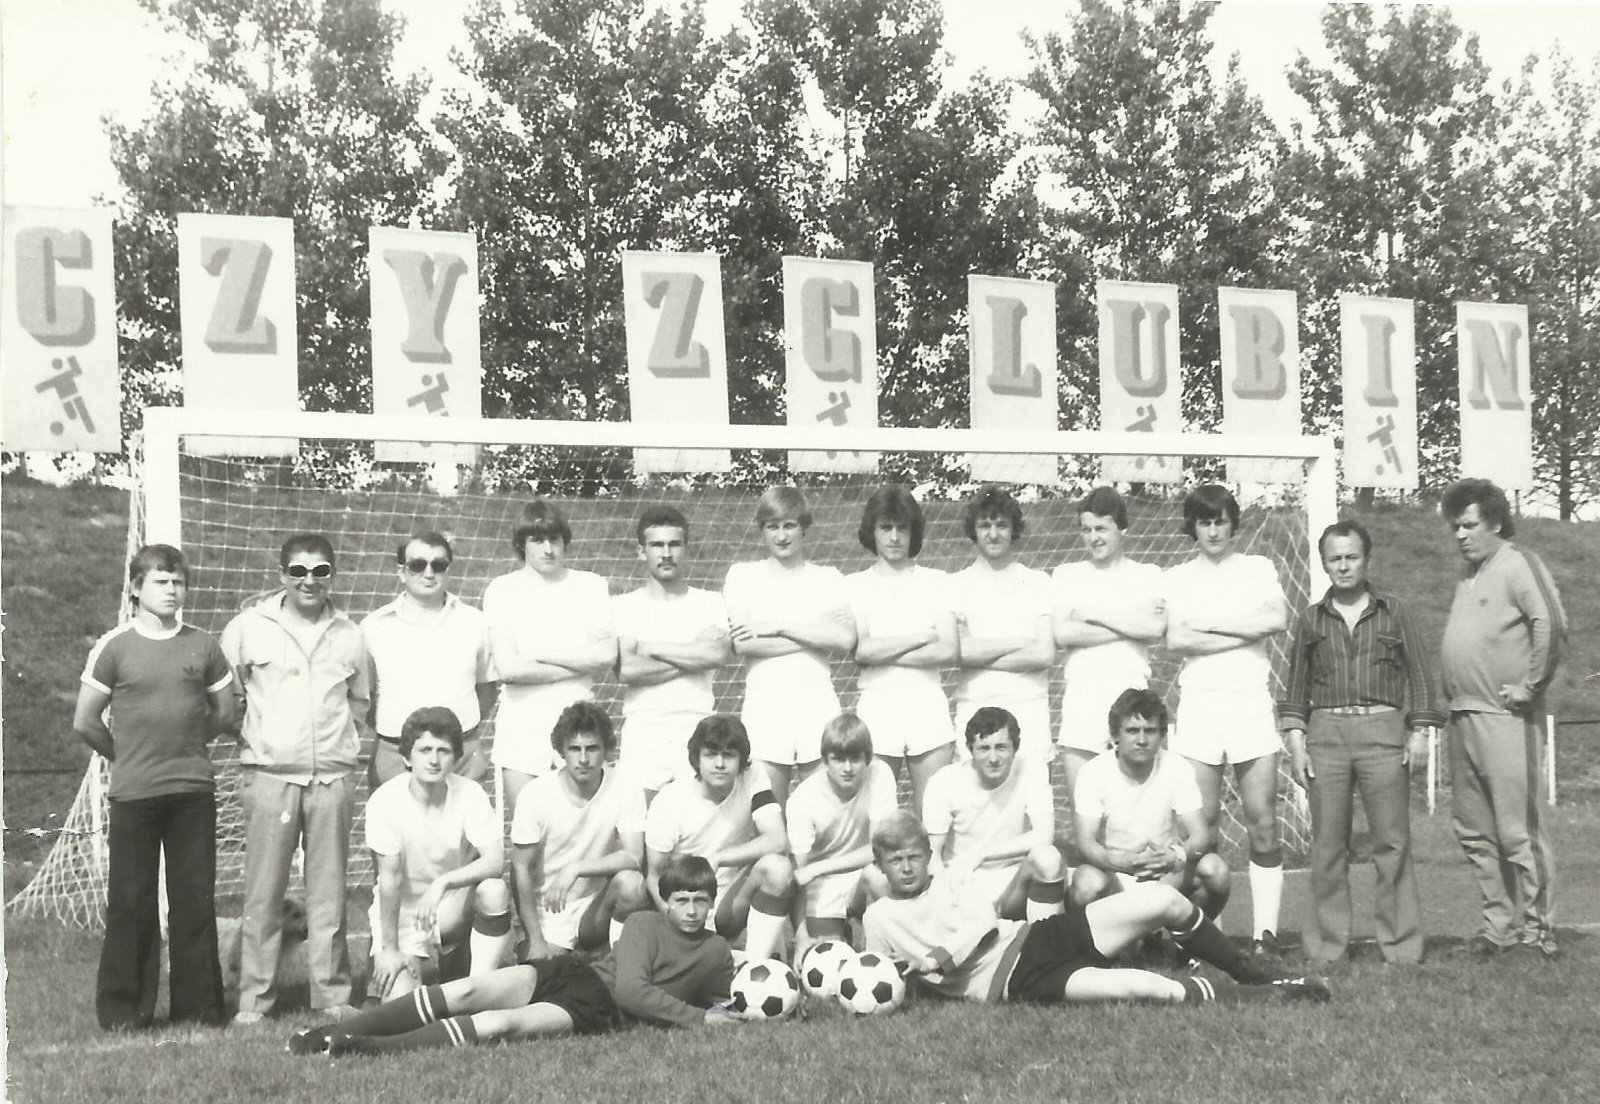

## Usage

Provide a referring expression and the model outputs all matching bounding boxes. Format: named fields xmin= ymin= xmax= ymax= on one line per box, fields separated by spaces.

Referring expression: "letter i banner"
xmin=969 ymin=275 xmax=1059 ymax=486
xmin=2 ymin=206 xmax=121 ymax=453
xmin=177 ymin=213 xmax=299 ymax=458
xmin=783 ymin=256 xmax=879 ymax=473
xmin=621 ymin=251 xmax=732 ymax=473
xmin=1097 ymin=280 xmax=1182 ymax=483
xmin=370 ymin=227 xmax=481 ymax=464
xmin=1340 ymin=295 xmax=1418 ymax=489
xmin=1219 ymin=287 xmax=1301 ymax=484
xmin=1457 ymin=301 xmax=1534 ymax=492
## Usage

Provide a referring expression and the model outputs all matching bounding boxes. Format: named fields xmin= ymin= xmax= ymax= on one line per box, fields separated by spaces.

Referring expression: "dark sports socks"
xmin=337 ymin=984 xmax=450 ymax=1036
xmin=1166 ymin=905 xmax=1250 ymax=979
xmin=1179 ymin=976 xmax=1273 ymax=1004
xmin=334 ymin=1015 xmax=479 ymax=1054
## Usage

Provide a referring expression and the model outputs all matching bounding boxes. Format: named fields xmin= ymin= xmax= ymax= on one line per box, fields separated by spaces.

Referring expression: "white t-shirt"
xmin=786 ymin=759 xmax=898 ymax=863
xmin=1073 ymin=749 xmax=1202 ymax=854
xmin=510 ymin=767 xmax=647 ymax=901
xmin=1162 ymin=553 xmax=1286 ymax=691
xmin=365 ymin=774 xmax=499 ymax=912
xmin=482 ymin=568 xmax=613 ymax=726
xmin=921 ymin=756 xmax=1053 ymax=869
xmin=950 ymin=561 xmax=1051 ymax=705
xmin=645 ymin=772 xmax=776 ymax=891
xmin=1051 ymin=557 xmax=1163 ymax=695
xmin=611 ymin=585 xmax=727 ymax=718
xmin=722 ymin=559 xmax=846 ymax=707
xmin=362 ymin=594 xmax=494 ymax=737
xmin=846 ymin=564 xmax=955 ymax=697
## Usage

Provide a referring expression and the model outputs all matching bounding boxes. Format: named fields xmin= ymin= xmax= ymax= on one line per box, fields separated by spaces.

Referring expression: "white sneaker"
xmin=232 ymin=1010 xmax=266 ymax=1026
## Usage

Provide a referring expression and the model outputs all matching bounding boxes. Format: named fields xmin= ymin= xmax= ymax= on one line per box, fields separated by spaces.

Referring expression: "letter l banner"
xmin=969 ymin=275 xmax=1058 ymax=485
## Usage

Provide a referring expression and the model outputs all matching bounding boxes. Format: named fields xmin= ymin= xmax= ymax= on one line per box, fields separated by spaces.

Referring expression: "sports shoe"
xmin=231 ymin=1010 xmax=266 ymax=1027
xmin=326 ymin=1031 xmax=362 ymax=1058
xmin=1229 ymin=954 xmax=1286 ymax=986
xmin=1251 ymin=930 xmax=1281 ymax=959
xmin=287 ymin=1024 xmax=334 ymax=1056
xmin=1515 ymin=935 xmax=1559 ymax=961
xmin=1269 ymin=975 xmax=1331 ymax=1003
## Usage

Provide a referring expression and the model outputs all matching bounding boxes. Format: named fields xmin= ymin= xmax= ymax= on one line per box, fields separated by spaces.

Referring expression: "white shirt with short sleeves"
xmin=362 ymin=594 xmax=493 ymax=738
xmin=1073 ymin=749 xmax=1201 ymax=855
xmin=365 ymin=774 xmax=499 ymax=916
xmin=786 ymin=759 xmax=899 ymax=863
xmin=645 ymin=772 xmax=773 ymax=892
xmin=722 ymin=560 xmax=845 ymax=708
xmin=921 ymin=756 xmax=1053 ymax=871
xmin=1163 ymin=553 xmax=1286 ymax=691
xmin=1051 ymin=557 xmax=1163 ymax=694
xmin=611 ymin=585 xmax=727 ymax=718
xmin=951 ymin=561 xmax=1051 ymax=706
xmin=846 ymin=564 xmax=955 ymax=698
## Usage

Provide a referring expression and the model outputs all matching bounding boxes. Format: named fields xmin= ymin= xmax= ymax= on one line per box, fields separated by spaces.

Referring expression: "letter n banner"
xmin=1 ymin=206 xmax=120 ymax=453
xmin=969 ymin=275 xmax=1058 ymax=485
xmin=784 ymin=256 xmax=878 ymax=473
xmin=1456 ymin=301 xmax=1533 ymax=492
xmin=621 ymin=251 xmax=731 ymax=473
xmin=370 ymin=226 xmax=481 ymax=464
xmin=177 ymin=213 xmax=299 ymax=458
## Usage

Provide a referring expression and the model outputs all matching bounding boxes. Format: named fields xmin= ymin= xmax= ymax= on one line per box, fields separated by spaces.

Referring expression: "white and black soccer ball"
xmin=834 ymin=951 xmax=906 ymax=1016
xmin=797 ymin=939 xmax=854 ymax=999
xmin=728 ymin=957 xmax=801 ymax=1020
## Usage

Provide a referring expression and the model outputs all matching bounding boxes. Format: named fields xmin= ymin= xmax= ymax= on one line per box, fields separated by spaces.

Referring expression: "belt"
xmin=1315 ymin=704 xmax=1398 ymax=717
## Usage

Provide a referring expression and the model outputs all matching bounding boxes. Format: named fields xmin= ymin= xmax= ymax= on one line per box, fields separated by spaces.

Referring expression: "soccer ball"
xmin=797 ymin=939 xmax=854 ymax=999
xmin=834 ymin=951 xmax=906 ymax=1016
xmin=728 ymin=958 xmax=801 ymax=1020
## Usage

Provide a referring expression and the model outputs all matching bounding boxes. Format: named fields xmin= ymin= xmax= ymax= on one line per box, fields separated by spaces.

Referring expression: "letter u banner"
xmin=784 ymin=256 xmax=879 ymax=473
xmin=2 ymin=206 xmax=120 ymax=452
xmin=621 ymin=251 xmax=732 ymax=473
xmin=969 ymin=275 xmax=1058 ymax=485
xmin=370 ymin=226 xmax=481 ymax=464
xmin=1097 ymin=280 xmax=1181 ymax=483
xmin=177 ymin=212 xmax=299 ymax=458
xmin=1457 ymin=301 xmax=1533 ymax=491
xmin=1341 ymin=295 xmax=1418 ymax=489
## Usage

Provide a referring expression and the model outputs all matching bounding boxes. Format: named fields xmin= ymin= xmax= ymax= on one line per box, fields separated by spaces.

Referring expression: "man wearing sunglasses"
xmin=221 ymin=533 xmax=371 ymax=1026
xmin=362 ymin=531 xmax=496 ymax=787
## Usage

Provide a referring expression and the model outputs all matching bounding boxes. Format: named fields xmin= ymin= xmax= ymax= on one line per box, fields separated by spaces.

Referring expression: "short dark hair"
xmin=636 ymin=504 xmax=689 ymax=545
xmin=963 ymin=485 xmax=1025 ymax=541
xmin=549 ymin=700 xmax=615 ymax=754
xmin=1078 ymin=486 xmax=1129 ymax=530
xmin=511 ymin=498 xmax=572 ymax=556
xmin=1441 ymin=479 xmax=1514 ymax=539
xmin=858 ymin=485 xmax=925 ymax=557
xmin=397 ymin=530 xmax=454 ymax=565
xmin=1107 ymin=687 xmax=1168 ymax=738
xmin=1181 ymin=484 xmax=1240 ymax=539
xmin=1318 ymin=520 xmax=1373 ymax=559
xmin=820 ymin=713 xmax=873 ymax=760
xmin=657 ymin=854 xmax=719 ymax=900
xmin=687 ymin=714 xmax=751 ymax=775
xmin=964 ymin=705 xmax=1020 ymax=750
xmin=280 ymin=533 xmax=336 ymax=571
xmin=399 ymin=706 xmax=464 ymax=760
xmin=756 ymin=486 xmax=811 ymax=529
xmin=128 ymin=544 xmax=188 ymax=590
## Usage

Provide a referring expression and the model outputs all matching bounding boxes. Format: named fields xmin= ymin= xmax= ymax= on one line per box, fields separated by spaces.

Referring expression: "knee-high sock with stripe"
xmin=1249 ymin=849 xmax=1284 ymax=939
xmin=1025 ymin=879 xmax=1065 ymax=921
xmin=470 ymin=907 xmax=514 ymax=974
xmin=337 ymin=1015 xmax=479 ymax=1053
xmin=744 ymin=891 xmax=789 ymax=962
xmin=1166 ymin=905 xmax=1250 ymax=979
xmin=1179 ymin=977 xmax=1277 ymax=1004
xmin=337 ymin=984 xmax=450 ymax=1036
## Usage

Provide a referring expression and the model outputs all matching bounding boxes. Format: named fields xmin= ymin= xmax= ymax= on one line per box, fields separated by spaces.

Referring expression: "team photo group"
xmin=77 ymin=471 xmax=1564 ymax=1058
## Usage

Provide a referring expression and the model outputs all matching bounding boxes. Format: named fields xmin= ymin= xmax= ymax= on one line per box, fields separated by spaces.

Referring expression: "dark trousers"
xmin=97 ymin=791 xmax=226 ymax=1029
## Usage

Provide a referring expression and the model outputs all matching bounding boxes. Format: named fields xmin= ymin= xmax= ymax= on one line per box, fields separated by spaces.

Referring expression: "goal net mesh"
xmin=10 ymin=432 xmax=1317 ymax=929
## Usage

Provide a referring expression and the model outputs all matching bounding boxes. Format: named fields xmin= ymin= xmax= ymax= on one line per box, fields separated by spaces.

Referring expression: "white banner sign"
xmin=177 ymin=213 xmax=299 ymax=457
xmin=621 ymin=251 xmax=731 ymax=472
xmin=783 ymin=256 xmax=879 ymax=473
xmin=1457 ymin=301 xmax=1533 ymax=491
xmin=1097 ymin=280 xmax=1181 ymax=483
xmin=1 ymin=207 xmax=120 ymax=452
xmin=1340 ymin=295 xmax=1419 ymax=489
xmin=968 ymin=275 xmax=1058 ymax=485
xmin=370 ymin=227 xmax=481 ymax=464
xmin=1219 ymin=286 xmax=1300 ymax=483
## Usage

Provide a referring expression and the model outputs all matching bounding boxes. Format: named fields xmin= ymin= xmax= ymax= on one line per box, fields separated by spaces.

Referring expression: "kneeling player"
xmin=923 ymin=706 xmax=1065 ymax=922
xmin=290 ymin=855 xmax=744 ymax=1055
xmin=511 ymin=702 xmax=650 ymax=960
xmin=864 ymin=812 xmax=1327 ymax=1006
xmin=365 ymin=708 xmax=514 ymax=1000
xmin=1071 ymin=688 xmax=1229 ymax=919
xmin=787 ymin=713 xmax=897 ymax=947
xmin=645 ymin=715 xmax=796 ymax=962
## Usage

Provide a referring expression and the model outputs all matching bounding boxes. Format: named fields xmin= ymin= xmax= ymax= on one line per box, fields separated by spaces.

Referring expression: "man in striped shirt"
xmin=1280 ymin=521 xmax=1443 ymax=964
xmin=1439 ymin=480 xmax=1566 ymax=960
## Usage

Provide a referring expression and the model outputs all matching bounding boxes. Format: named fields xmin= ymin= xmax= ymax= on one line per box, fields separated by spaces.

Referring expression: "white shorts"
xmin=856 ymin=687 xmax=955 ymax=759
xmin=618 ymin=711 xmax=704 ymax=793
xmin=953 ymin=699 xmax=1052 ymax=763
xmin=1171 ymin=687 xmax=1281 ymax=767
xmin=534 ymin=888 xmax=600 ymax=953
xmin=1057 ymin=679 xmax=1140 ymax=753
xmin=803 ymin=869 xmax=869 ymax=921
xmin=741 ymin=690 xmax=839 ymax=767
xmin=490 ymin=698 xmax=569 ymax=776
xmin=947 ymin=860 xmax=1024 ymax=909
xmin=368 ymin=885 xmax=472 ymax=961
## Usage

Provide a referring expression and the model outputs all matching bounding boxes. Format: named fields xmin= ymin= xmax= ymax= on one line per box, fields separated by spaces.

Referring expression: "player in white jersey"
xmin=366 ymin=708 xmax=513 ymax=1000
xmin=644 ymin=715 xmax=796 ymax=962
xmin=614 ymin=506 xmax=730 ymax=799
xmin=847 ymin=485 xmax=958 ymax=815
xmin=483 ymin=499 xmax=617 ymax=809
xmin=922 ymin=707 xmax=1064 ymax=921
xmin=511 ymin=701 xmax=650 ymax=959
xmin=786 ymin=713 xmax=897 ymax=947
xmin=725 ymin=486 xmax=855 ymax=805
xmin=1052 ymin=486 xmax=1166 ymax=798
xmin=1071 ymin=688 xmax=1229 ymax=918
xmin=1164 ymin=484 xmax=1290 ymax=955
xmin=951 ymin=487 xmax=1055 ymax=763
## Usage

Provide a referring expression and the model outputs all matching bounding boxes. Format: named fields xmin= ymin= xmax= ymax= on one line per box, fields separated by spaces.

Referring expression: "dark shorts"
xmin=528 ymin=955 xmax=620 ymax=1035
xmin=1007 ymin=908 xmax=1111 ymax=1004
